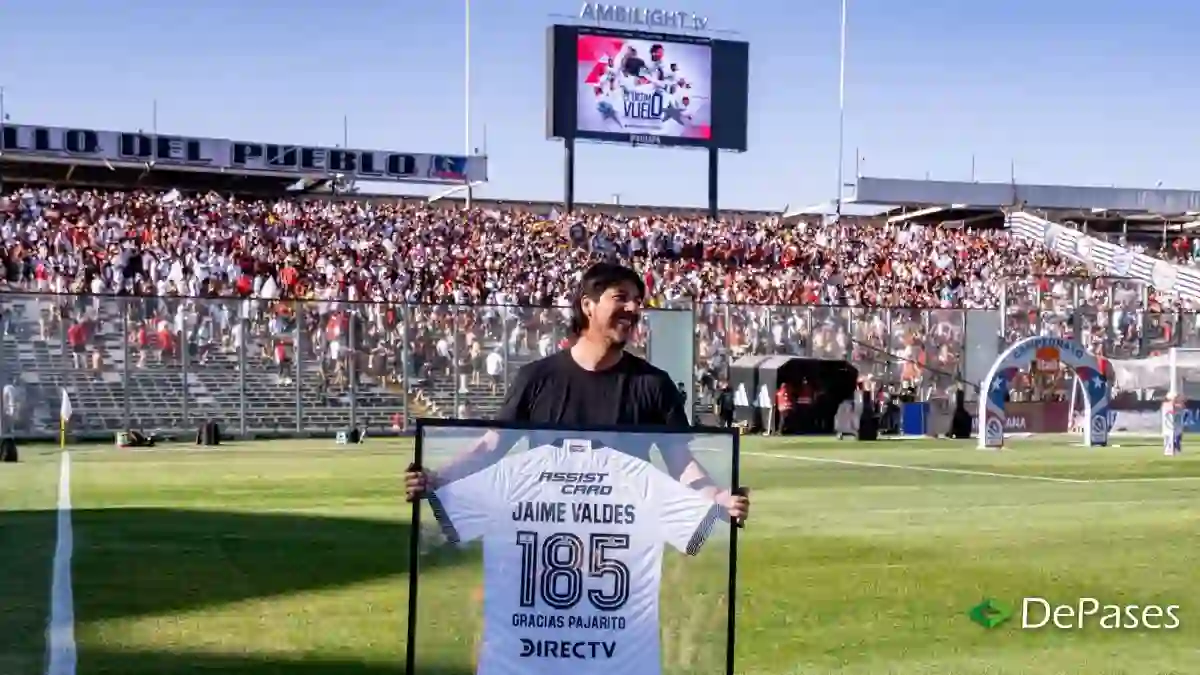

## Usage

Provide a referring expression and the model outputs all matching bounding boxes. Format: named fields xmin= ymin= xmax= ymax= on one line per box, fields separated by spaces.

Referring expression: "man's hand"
xmin=720 ymin=487 xmax=751 ymax=527
xmin=405 ymin=462 xmax=432 ymax=503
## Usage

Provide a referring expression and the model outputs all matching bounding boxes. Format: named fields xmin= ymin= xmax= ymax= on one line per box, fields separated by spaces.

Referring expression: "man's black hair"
xmin=569 ymin=262 xmax=646 ymax=336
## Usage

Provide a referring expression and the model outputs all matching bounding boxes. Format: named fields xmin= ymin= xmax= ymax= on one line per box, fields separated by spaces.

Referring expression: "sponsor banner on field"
xmin=1073 ymin=407 xmax=1200 ymax=434
xmin=969 ymin=401 xmax=1071 ymax=434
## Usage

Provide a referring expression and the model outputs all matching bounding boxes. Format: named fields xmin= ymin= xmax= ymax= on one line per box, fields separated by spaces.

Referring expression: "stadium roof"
xmin=783 ymin=176 xmax=1200 ymax=235
xmin=854 ymin=176 xmax=1200 ymax=216
xmin=783 ymin=200 xmax=896 ymax=219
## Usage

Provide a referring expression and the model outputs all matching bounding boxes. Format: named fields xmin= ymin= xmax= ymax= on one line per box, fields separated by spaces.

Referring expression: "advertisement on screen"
xmin=574 ymin=31 xmax=713 ymax=144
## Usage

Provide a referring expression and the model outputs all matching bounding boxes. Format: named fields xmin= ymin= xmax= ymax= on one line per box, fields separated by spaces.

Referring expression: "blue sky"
xmin=1 ymin=0 xmax=1195 ymax=209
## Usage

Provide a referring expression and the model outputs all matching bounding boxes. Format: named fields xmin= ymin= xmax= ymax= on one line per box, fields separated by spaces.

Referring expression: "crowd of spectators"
xmin=0 ymin=186 xmax=1096 ymax=308
xmin=1 ymin=185 xmax=1194 ymax=403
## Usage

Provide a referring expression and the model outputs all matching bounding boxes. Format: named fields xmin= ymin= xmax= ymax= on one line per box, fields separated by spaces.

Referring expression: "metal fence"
xmin=2 ymin=287 xmax=1191 ymax=441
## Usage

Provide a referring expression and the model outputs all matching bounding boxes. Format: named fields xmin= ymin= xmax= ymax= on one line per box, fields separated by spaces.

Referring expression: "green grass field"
xmin=2 ymin=435 xmax=1198 ymax=675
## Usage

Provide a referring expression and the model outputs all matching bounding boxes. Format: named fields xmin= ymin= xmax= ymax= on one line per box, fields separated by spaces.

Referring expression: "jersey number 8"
xmin=515 ymin=531 xmax=631 ymax=611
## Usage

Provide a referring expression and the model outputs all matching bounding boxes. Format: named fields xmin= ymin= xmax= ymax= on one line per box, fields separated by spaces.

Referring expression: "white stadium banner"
xmin=407 ymin=420 xmax=738 ymax=675
xmin=1008 ymin=212 xmax=1200 ymax=301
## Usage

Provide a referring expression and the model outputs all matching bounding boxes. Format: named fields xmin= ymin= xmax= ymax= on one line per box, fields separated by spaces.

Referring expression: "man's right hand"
xmin=405 ymin=463 xmax=431 ymax=503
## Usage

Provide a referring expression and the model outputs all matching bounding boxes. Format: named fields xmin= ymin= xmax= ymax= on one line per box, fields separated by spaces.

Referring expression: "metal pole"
xmin=181 ymin=305 xmax=189 ymax=428
xmin=464 ymin=0 xmax=474 ymax=208
xmin=452 ymin=310 xmax=462 ymax=416
xmin=295 ymin=302 xmax=304 ymax=434
xmin=121 ymin=298 xmax=131 ymax=430
xmin=349 ymin=311 xmax=359 ymax=432
xmin=501 ymin=307 xmax=510 ymax=400
xmin=835 ymin=0 xmax=848 ymax=221
xmin=401 ymin=303 xmax=411 ymax=431
xmin=998 ymin=283 xmax=1008 ymax=353
xmin=239 ymin=316 xmax=248 ymax=438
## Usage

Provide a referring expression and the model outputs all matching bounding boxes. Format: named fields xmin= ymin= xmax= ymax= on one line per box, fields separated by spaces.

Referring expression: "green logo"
xmin=969 ymin=598 xmax=1014 ymax=628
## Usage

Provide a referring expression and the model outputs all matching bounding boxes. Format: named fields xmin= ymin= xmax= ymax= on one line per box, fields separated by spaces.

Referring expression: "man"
xmin=405 ymin=261 xmax=749 ymax=523
xmin=774 ymin=382 xmax=792 ymax=436
xmin=621 ymin=46 xmax=648 ymax=80
xmin=648 ymin=43 xmax=666 ymax=77
xmin=715 ymin=381 xmax=735 ymax=428
xmin=667 ymin=62 xmax=689 ymax=89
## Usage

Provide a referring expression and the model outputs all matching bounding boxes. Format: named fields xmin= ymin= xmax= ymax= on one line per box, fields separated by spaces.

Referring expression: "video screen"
xmin=574 ymin=32 xmax=713 ymax=142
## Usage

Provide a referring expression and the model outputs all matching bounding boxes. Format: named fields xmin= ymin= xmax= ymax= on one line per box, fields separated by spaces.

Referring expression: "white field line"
xmin=743 ymin=451 xmax=1200 ymax=484
xmin=45 ymin=451 xmax=76 ymax=675
xmin=1087 ymin=476 xmax=1200 ymax=483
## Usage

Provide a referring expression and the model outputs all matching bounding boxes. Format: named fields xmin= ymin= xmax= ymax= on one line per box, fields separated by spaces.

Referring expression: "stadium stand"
xmin=4 ymin=181 xmax=1200 ymax=440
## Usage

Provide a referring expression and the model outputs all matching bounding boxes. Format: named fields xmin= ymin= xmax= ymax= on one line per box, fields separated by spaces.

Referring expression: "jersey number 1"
xmin=515 ymin=531 xmax=631 ymax=611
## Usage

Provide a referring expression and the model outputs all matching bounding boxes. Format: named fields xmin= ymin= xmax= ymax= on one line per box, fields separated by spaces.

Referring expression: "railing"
xmin=1000 ymin=275 xmax=1200 ymax=358
xmin=0 ymin=292 xmax=982 ymax=441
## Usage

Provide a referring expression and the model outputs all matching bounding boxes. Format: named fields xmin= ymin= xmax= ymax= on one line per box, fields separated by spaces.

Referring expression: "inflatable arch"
xmin=978 ymin=336 xmax=1111 ymax=449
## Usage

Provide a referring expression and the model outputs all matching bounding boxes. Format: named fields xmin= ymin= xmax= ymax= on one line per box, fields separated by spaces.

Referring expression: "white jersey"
xmin=430 ymin=440 xmax=723 ymax=675
xmin=596 ymin=59 xmax=620 ymax=83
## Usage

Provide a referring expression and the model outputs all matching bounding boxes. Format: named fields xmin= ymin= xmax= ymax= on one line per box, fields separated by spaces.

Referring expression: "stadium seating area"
xmin=0 ymin=185 xmax=1194 ymax=438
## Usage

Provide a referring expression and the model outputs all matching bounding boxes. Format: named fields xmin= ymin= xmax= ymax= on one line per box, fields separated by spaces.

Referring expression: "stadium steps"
xmin=0 ymin=311 xmax=409 ymax=438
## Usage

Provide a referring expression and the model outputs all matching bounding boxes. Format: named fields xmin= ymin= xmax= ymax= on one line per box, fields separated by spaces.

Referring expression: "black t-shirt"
xmin=497 ymin=349 xmax=689 ymax=428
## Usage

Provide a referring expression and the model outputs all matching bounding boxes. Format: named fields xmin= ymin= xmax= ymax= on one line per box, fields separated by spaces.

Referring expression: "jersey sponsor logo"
xmin=538 ymin=470 xmax=613 ymax=495
xmin=519 ymin=638 xmax=616 ymax=660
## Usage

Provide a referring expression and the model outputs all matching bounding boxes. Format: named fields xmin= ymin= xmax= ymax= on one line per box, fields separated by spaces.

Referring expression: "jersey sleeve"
xmin=428 ymin=462 xmax=505 ymax=546
xmin=649 ymin=467 xmax=724 ymax=557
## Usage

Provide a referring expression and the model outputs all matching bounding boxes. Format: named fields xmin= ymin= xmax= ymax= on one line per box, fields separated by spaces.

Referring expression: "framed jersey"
xmin=406 ymin=418 xmax=740 ymax=675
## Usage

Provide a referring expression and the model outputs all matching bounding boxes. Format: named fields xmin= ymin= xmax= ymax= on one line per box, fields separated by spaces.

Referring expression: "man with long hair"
xmin=406 ymin=262 xmax=748 ymax=518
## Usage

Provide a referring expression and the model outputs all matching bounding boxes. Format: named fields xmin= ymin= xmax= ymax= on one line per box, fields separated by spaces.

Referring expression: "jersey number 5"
xmin=515 ymin=531 xmax=631 ymax=611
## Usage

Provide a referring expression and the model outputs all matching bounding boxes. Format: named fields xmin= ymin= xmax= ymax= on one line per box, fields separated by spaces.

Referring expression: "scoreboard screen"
xmin=547 ymin=25 xmax=748 ymax=152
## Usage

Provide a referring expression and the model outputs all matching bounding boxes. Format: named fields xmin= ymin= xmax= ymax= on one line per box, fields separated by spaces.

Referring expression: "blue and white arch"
xmin=978 ymin=336 xmax=1111 ymax=449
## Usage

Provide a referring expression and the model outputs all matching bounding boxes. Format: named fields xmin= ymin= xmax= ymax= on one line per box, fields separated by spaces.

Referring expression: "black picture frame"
xmin=405 ymin=417 xmax=741 ymax=675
